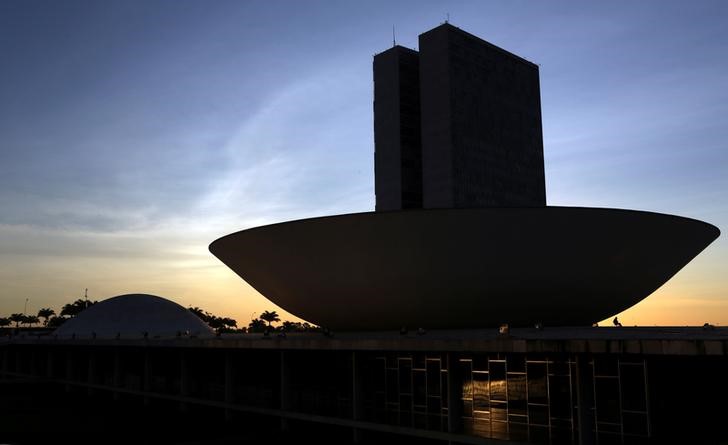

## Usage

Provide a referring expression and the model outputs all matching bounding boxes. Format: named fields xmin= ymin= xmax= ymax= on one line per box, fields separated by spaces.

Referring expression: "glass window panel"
xmin=427 ymin=414 xmax=443 ymax=431
xmin=413 ymin=370 xmax=426 ymax=405
xmin=550 ymin=360 xmax=570 ymax=376
xmin=427 ymin=396 xmax=441 ymax=414
xmin=462 ymin=399 xmax=473 ymax=418
xmin=474 ymin=409 xmax=490 ymax=421
xmin=441 ymin=371 xmax=448 ymax=408
xmin=549 ymin=375 xmax=572 ymax=418
xmin=414 ymin=413 xmax=427 ymax=429
xmin=597 ymin=432 xmax=622 ymax=445
xmin=527 ymin=362 xmax=548 ymax=405
xmin=399 ymin=394 xmax=412 ymax=413
xmin=473 ymin=372 xmax=490 ymax=411
xmin=460 ymin=361 xmax=473 ymax=399
xmin=386 ymin=369 xmax=398 ymax=403
xmin=413 ymin=354 xmax=426 ymax=370
xmin=594 ymin=358 xmax=618 ymax=377
xmin=620 ymin=364 xmax=647 ymax=412
xmin=594 ymin=377 xmax=621 ymax=424
xmin=507 ymin=355 xmax=526 ymax=373
xmin=427 ymin=360 xmax=441 ymax=396
xmin=508 ymin=374 xmax=527 ymax=415
xmin=461 ymin=418 xmax=474 ymax=435
xmin=529 ymin=425 xmax=550 ymax=444
xmin=622 ymin=411 xmax=648 ymax=436
xmin=509 ymin=421 xmax=529 ymax=441
xmin=491 ymin=420 xmax=509 ymax=440
xmin=373 ymin=358 xmax=386 ymax=392
xmin=528 ymin=404 xmax=549 ymax=426
xmin=550 ymin=425 xmax=575 ymax=444
xmin=473 ymin=355 xmax=488 ymax=372
xmin=597 ymin=421 xmax=620 ymax=433
xmin=491 ymin=401 xmax=508 ymax=421
xmin=490 ymin=361 xmax=507 ymax=401
xmin=398 ymin=359 xmax=412 ymax=394
xmin=472 ymin=418 xmax=489 ymax=437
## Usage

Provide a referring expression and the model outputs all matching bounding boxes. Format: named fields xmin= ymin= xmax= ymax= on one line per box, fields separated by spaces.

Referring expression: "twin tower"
xmin=374 ymin=23 xmax=546 ymax=211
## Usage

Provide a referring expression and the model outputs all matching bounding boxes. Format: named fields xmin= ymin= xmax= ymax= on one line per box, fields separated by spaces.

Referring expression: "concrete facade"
xmin=209 ymin=207 xmax=719 ymax=330
xmin=374 ymin=46 xmax=422 ymax=211
xmin=374 ymin=24 xmax=546 ymax=211
xmin=3 ymin=327 xmax=728 ymax=443
xmin=420 ymin=24 xmax=546 ymax=208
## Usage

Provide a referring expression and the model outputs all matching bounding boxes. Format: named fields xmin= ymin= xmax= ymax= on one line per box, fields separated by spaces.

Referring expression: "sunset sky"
xmin=1 ymin=0 xmax=726 ymax=327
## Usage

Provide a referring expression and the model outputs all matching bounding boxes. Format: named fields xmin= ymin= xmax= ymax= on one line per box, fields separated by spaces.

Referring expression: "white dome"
xmin=53 ymin=294 xmax=214 ymax=339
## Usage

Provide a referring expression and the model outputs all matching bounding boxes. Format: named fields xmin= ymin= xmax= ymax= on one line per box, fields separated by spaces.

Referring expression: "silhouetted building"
xmin=374 ymin=23 xmax=546 ymax=210
xmin=374 ymin=46 xmax=422 ymax=211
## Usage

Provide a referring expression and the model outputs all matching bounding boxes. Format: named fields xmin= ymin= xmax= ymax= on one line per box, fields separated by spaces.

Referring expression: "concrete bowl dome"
xmin=209 ymin=207 xmax=719 ymax=330
xmin=53 ymin=294 xmax=214 ymax=339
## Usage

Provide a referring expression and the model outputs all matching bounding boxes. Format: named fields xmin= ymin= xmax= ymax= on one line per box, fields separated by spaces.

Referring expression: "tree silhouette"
xmin=37 ymin=308 xmax=55 ymax=327
xmin=248 ymin=318 xmax=267 ymax=333
xmin=47 ymin=316 xmax=67 ymax=329
xmin=0 ymin=318 xmax=10 ymax=328
xmin=9 ymin=313 xmax=24 ymax=328
xmin=260 ymin=310 xmax=280 ymax=328
xmin=22 ymin=315 xmax=39 ymax=328
xmin=188 ymin=307 xmax=208 ymax=321
xmin=60 ymin=299 xmax=95 ymax=317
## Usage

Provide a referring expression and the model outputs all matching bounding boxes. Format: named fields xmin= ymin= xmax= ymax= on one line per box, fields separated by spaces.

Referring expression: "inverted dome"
xmin=210 ymin=207 xmax=719 ymax=330
xmin=53 ymin=294 xmax=214 ymax=339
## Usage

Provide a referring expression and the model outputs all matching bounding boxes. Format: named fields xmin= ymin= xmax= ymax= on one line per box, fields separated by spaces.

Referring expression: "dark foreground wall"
xmin=1 ymin=330 xmax=727 ymax=444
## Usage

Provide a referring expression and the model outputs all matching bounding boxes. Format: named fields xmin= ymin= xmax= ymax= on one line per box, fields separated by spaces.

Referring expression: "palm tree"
xmin=260 ymin=310 xmax=280 ymax=328
xmin=60 ymin=299 xmax=95 ymax=318
xmin=188 ymin=307 xmax=208 ymax=322
xmin=221 ymin=317 xmax=237 ymax=331
xmin=37 ymin=308 xmax=55 ymax=327
xmin=22 ymin=315 xmax=39 ymax=328
xmin=47 ymin=316 xmax=67 ymax=329
xmin=248 ymin=318 xmax=267 ymax=333
xmin=9 ymin=313 xmax=24 ymax=328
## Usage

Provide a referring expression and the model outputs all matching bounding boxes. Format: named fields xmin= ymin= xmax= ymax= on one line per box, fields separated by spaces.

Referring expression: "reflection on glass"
xmin=527 ymin=362 xmax=548 ymax=405
xmin=508 ymin=374 xmax=527 ymax=415
xmin=368 ymin=353 xmax=648 ymax=443
xmin=473 ymin=372 xmax=489 ymax=411
xmin=460 ymin=360 xmax=473 ymax=399
xmin=490 ymin=361 xmax=507 ymax=401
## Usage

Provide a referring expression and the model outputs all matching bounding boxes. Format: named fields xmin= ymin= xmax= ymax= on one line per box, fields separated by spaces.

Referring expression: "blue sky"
xmin=1 ymin=0 xmax=726 ymax=326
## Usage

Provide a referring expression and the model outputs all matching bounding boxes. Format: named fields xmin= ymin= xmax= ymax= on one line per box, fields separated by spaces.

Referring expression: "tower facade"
xmin=374 ymin=23 xmax=546 ymax=210
xmin=373 ymin=46 xmax=422 ymax=211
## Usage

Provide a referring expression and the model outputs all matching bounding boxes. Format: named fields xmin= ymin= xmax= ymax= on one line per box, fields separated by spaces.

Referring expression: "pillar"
xmin=64 ymin=350 xmax=73 ymax=393
xmin=143 ymin=350 xmax=151 ymax=405
xmin=280 ymin=350 xmax=291 ymax=431
xmin=352 ymin=351 xmax=364 ymax=443
xmin=87 ymin=352 xmax=96 ymax=396
xmin=179 ymin=350 xmax=189 ymax=412
xmin=447 ymin=352 xmax=463 ymax=436
xmin=113 ymin=349 xmax=121 ymax=401
xmin=576 ymin=354 xmax=596 ymax=445
xmin=225 ymin=351 xmax=234 ymax=421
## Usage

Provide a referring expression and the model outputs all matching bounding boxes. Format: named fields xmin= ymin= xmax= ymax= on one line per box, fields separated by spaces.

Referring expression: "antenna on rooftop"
xmin=446 ymin=12 xmax=450 ymax=23
xmin=84 ymin=288 xmax=88 ymax=301
xmin=392 ymin=25 xmax=396 ymax=47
